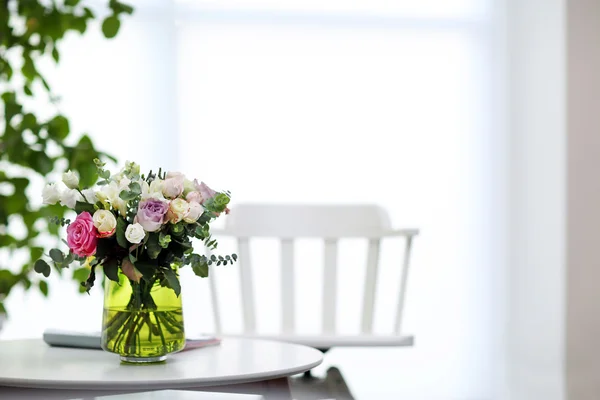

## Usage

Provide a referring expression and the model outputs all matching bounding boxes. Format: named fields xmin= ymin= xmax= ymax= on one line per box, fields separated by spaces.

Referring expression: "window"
xmin=2 ymin=1 xmax=499 ymax=398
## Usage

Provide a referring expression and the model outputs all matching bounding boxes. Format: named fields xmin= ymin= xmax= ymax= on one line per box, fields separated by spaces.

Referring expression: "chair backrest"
xmin=207 ymin=203 xmax=418 ymax=337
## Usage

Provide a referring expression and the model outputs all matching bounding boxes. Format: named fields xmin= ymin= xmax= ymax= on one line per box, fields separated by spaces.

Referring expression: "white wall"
xmin=505 ymin=0 xmax=566 ymax=399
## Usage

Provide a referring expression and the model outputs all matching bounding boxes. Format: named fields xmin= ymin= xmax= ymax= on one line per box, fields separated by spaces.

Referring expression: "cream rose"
xmin=166 ymin=198 xmax=190 ymax=224
xmin=125 ymin=223 xmax=145 ymax=244
xmin=93 ymin=210 xmax=117 ymax=238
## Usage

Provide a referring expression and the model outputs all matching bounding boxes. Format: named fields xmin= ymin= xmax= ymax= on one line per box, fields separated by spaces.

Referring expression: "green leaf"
xmin=72 ymin=16 xmax=88 ymax=34
xmin=29 ymin=246 xmax=44 ymax=262
xmin=95 ymin=238 xmax=112 ymax=260
xmin=103 ymin=258 xmax=119 ymax=282
xmin=101 ymin=16 xmax=121 ymax=38
xmin=190 ymin=254 xmax=209 ymax=278
xmin=21 ymin=56 xmax=36 ymax=82
xmin=163 ymin=268 xmax=181 ymax=297
xmin=83 ymin=7 xmax=95 ymax=18
xmin=65 ymin=0 xmax=81 ymax=6
xmin=134 ymin=261 xmax=157 ymax=282
xmin=30 ymin=152 xmax=53 ymax=175
xmin=47 ymin=115 xmax=69 ymax=140
xmin=111 ymin=1 xmax=134 ymax=14
xmin=51 ymin=46 xmax=60 ymax=62
xmin=74 ymin=201 xmax=95 ymax=214
xmin=49 ymin=248 xmax=64 ymax=263
xmin=39 ymin=280 xmax=49 ymax=297
xmin=34 ymin=260 xmax=51 ymax=277
xmin=81 ymin=266 xmax=97 ymax=294
xmin=72 ymin=267 xmax=90 ymax=283
xmin=116 ymin=218 xmax=128 ymax=248
xmin=146 ymin=233 xmax=161 ymax=259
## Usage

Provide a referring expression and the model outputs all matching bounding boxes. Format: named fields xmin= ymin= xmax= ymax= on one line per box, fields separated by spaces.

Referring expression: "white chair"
xmin=206 ymin=203 xmax=419 ymax=352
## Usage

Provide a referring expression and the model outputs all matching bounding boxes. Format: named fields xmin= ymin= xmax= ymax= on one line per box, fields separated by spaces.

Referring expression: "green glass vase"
xmin=101 ymin=270 xmax=185 ymax=363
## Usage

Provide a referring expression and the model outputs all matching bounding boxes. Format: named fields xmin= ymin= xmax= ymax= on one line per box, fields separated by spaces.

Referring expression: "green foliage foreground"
xmin=0 ymin=0 xmax=133 ymax=316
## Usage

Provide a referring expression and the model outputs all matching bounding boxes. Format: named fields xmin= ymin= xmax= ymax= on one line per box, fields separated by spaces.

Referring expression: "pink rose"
xmin=186 ymin=191 xmax=204 ymax=204
xmin=184 ymin=201 xmax=204 ymax=223
xmin=66 ymin=212 xmax=98 ymax=257
xmin=136 ymin=199 xmax=169 ymax=232
xmin=166 ymin=171 xmax=185 ymax=179
xmin=162 ymin=174 xmax=185 ymax=199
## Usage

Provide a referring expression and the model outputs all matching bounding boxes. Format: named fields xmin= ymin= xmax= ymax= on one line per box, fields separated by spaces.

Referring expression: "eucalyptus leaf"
xmin=49 ymin=248 xmax=64 ymax=263
xmin=34 ymin=260 xmax=51 ymax=277
xmin=163 ymin=268 xmax=181 ymax=297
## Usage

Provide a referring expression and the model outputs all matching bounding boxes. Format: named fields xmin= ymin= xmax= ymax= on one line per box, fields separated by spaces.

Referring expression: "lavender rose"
xmin=194 ymin=180 xmax=216 ymax=203
xmin=136 ymin=199 xmax=169 ymax=232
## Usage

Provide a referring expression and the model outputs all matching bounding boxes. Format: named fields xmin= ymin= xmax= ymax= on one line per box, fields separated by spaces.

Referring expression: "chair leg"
xmin=302 ymin=348 xmax=329 ymax=379
xmin=302 ymin=370 xmax=314 ymax=380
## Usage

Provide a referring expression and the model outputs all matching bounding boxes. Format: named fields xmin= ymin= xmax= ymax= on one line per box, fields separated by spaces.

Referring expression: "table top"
xmin=74 ymin=390 xmax=264 ymax=400
xmin=0 ymin=338 xmax=322 ymax=391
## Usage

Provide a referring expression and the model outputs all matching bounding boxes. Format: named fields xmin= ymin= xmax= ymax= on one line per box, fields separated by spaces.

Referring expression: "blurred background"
xmin=2 ymin=0 xmax=596 ymax=399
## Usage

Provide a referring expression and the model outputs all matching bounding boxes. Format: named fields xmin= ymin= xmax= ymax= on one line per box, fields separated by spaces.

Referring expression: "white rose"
xmin=59 ymin=188 xmax=83 ymax=209
xmin=98 ymin=181 xmax=127 ymax=217
xmin=93 ymin=210 xmax=117 ymax=236
xmin=62 ymin=170 xmax=79 ymax=189
xmin=81 ymin=188 xmax=98 ymax=204
xmin=184 ymin=201 xmax=204 ymax=223
xmin=42 ymin=183 xmax=62 ymax=205
xmin=166 ymin=198 xmax=190 ymax=224
xmin=125 ymin=223 xmax=145 ymax=244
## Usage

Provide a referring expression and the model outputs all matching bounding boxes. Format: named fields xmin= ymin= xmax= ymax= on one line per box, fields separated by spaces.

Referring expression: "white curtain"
xmin=2 ymin=1 xmax=501 ymax=398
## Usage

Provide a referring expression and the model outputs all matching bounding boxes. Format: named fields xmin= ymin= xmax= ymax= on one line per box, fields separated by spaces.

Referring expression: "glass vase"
xmin=101 ymin=270 xmax=185 ymax=363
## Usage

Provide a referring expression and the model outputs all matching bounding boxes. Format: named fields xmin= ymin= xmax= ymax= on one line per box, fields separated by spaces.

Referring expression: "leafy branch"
xmin=0 ymin=0 xmax=133 ymax=316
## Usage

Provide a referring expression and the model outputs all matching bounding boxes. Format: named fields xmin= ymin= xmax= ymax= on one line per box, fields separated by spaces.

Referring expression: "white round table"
xmin=0 ymin=338 xmax=323 ymax=400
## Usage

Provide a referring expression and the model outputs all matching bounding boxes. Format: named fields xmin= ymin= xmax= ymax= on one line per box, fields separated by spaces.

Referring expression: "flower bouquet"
xmin=35 ymin=159 xmax=236 ymax=363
